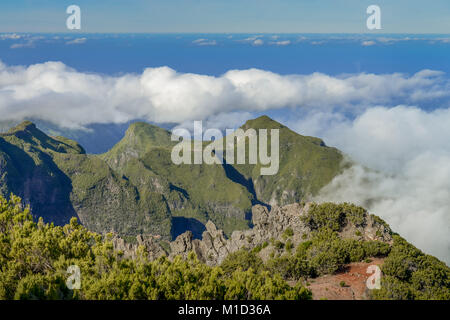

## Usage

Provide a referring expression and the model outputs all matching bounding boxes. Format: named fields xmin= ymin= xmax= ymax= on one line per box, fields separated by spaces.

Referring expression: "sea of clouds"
xmin=0 ymin=60 xmax=449 ymax=263
xmin=284 ymin=107 xmax=450 ymax=264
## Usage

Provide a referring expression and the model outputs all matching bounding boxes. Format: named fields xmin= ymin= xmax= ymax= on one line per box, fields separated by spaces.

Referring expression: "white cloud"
xmin=0 ymin=61 xmax=449 ymax=129
xmin=10 ymin=41 xmax=34 ymax=49
xmin=284 ymin=106 xmax=450 ymax=264
xmin=2 ymin=34 xmax=47 ymax=48
xmin=192 ymin=38 xmax=217 ymax=46
xmin=361 ymin=40 xmax=376 ymax=46
xmin=241 ymin=35 xmax=263 ymax=42
xmin=0 ymin=33 xmax=22 ymax=40
xmin=199 ymin=41 xmax=217 ymax=46
xmin=269 ymin=40 xmax=291 ymax=46
xmin=237 ymin=36 xmax=264 ymax=46
xmin=174 ymin=111 xmax=254 ymax=134
xmin=66 ymin=38 xmax=87 ymax=45
xmin=252 ymin=39 xmax=264 ymax=46
xmin=192 ymin=38 xmax=207 ymax=43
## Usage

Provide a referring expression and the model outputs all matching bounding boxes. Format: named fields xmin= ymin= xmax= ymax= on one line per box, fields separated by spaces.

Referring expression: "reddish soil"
xmin=304 ymin=258 xmax=385 ymax=300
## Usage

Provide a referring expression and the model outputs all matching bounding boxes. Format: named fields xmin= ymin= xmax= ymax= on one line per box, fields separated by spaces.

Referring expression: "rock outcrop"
xmin=112 ymin=202 xmax=393 ymax=266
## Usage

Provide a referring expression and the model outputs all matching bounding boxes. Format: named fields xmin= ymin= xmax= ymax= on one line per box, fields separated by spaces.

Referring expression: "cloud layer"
xmin=285 ymin=106 xmax=450 ymax=263
xmin=1 ymin=60 xmax=449 ymax=129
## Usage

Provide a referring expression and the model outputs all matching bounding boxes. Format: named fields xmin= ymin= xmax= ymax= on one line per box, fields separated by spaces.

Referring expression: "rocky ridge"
xmin=113 ymin=202 xmax=393 ymax=266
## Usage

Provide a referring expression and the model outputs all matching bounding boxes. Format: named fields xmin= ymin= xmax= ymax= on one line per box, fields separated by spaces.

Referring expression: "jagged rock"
xmin=137 ymin=235 xmax=168 ymax=260
xmin=338 ymin=213 xmax=392 ymax=243
xmin=198 ymin=220 xmax=230 ymax=265
xmin=113 ymin=202 xmax=393 ymax=267
xmin=169 ymin=231 xmax=194 ymax=259
xmin=362 ymin=215 xmax=392 ymax=242
xmin=112 ymin=235 xmax=136 ymax=259
xmin=252 ymin=205 xmax=270 ymax=226
xmin=112 ymin=234 xmax=167 ymax=260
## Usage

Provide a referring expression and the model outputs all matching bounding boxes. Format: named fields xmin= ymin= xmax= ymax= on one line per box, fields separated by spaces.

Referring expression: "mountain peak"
xmin=102 ymin=121 xmax=173 ymax=169
xmin=125 ymin=121 xmax=166 ymax=136
xmin=7 ymin=120 xmax=38 ymax=134
xmin=242 ymin=115 xmax=286 ymax=130
xmin=1 ymin=121 xmax=85 ymax=155
xmin=123 ymin=121 xmax=172 ymax=146
xmin=4 ymin=121 xmax=48 ymax=142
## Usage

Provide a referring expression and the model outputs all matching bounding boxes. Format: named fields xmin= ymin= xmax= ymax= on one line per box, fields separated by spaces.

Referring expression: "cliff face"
xmin=0 ymin=121 xmax=172 ymax=239
xmin=0 ymin=121 xmax=84 ymax=225
xmin=113 ymin=202 xmax=393 ymax=266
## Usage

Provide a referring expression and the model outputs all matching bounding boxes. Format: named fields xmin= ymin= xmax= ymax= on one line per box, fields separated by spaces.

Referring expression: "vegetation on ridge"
xmin=0 ymin=121 xmax=172 ymax=239
xmin=0 ymin=195 xmax=448 ymax=300
xmin=0 ymin=194 xmax=310 ymax=300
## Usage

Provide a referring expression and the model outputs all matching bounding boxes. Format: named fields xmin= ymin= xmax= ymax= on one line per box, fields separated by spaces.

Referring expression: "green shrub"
xmin=220 ymin=249 xmax=264 ymax=276
xmin=285 ymin=240 xmax=294 ymax=252
xmin=283 ymin=228 xmax=294 ymax=239
xmin=372 ymin=235 xmax=450 ymax=300
xmin=252 ymin=245 xmax=262 ymax=253
xmin=300 ymin=202 xmax=367 ymax=232
xmin=274 ymin=241 xmax=284 ymax=250
xmin=0 ymin=194 xmax=312 ymax=300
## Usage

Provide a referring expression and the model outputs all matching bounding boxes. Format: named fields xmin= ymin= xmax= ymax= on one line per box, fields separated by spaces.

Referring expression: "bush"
xmin=300 ymin=202 xmax=368 ymax=232
xmin=285 ymin=240 xmax=294 ymax=252
xmin=291 ymin=229 xmax=391 ymax=277
xmin=2 ymin=194 xmax=448 ymax=300
xmin=224 ymin=269 xmax=312 ymax=300
xmin=0 ymin=194 xmax=312 ymax=300
xmin=283 ymin=228 xmax=294 ymax=239
xmin=220 ymin=249 xmax=264 ymax=276
xmin=274 ymin=241 xmax=284 ymax=250
xmin=372 ymin=235 xmax=450 ymax=300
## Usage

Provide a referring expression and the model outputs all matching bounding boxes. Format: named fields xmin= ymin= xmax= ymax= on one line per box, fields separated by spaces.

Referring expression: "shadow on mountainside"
xmin=171 ymin=217 xmax=206 ymax=240
xmin=0 ymin=137 xmax=79 ymax=226
xmin=221 ymin=158 xmax=271 ymax=209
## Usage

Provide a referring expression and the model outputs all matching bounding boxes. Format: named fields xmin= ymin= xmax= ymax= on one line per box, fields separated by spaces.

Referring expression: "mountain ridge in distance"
xmin=0 ymin=115 xmax=343 ymax=240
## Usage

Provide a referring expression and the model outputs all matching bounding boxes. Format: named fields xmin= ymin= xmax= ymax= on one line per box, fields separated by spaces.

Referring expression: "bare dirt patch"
xmin=305 ymin=258 xmax=385 ymax=300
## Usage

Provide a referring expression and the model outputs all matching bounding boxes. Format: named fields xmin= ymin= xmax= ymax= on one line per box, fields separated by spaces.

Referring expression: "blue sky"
xmin=0 ymin=0 xmax=449 ymax=33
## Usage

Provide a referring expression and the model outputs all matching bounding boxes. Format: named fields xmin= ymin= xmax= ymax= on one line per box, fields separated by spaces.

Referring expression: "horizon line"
xmin=1 ymin=31 xmax=450 ymax=35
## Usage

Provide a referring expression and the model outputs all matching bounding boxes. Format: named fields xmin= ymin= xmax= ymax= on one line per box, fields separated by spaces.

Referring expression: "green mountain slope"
xmin=0 ymin=121 xmax=171 ymax=239
xmin=0 ymin=116 xmax=344 ymax=240
xmin=0 ymin=121 xmax=84 ymax=225
xmin=0 ymin=119 xmax=136 ymax=154
xmin=101 ymin=122 xmax=175 ymax=170
xmin=101 ymin=123 xmax=254 ymax=236
xmin=221 ymin=116 xmax=344 ymax=206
